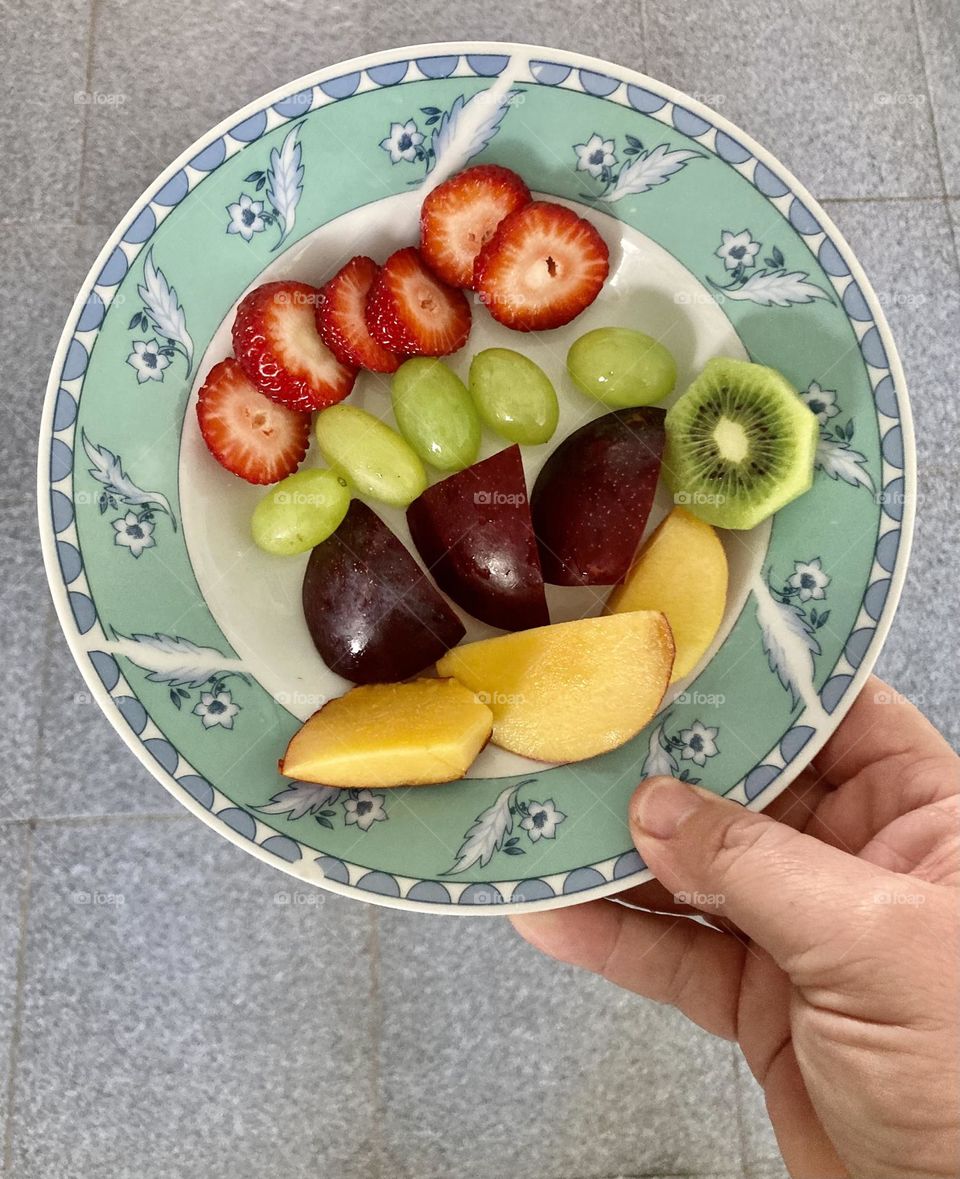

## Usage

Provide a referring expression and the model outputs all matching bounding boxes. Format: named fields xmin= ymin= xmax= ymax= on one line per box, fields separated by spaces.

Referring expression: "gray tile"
xmin=1 ymin=223 xmax=109 ymax=503
xmin=917 ymin=0 xmax=960 ymax=194
xmin=646 ymin=0 xmax=940 ymax=199
xmin=80 ymin=0 xmax=646 ymax=223
xmin=12 ymin=819 xmax=376 ymax=1178
xmin=34 ymin=631 xmax=183 ymax=819
xmin=0 ymin=824 xmax=29 ymax=1140
xmin=0 ymin=0 xmax=90 ymax=222
xmin=735 ymin=1051 xmax=788 ymax=1177
xmin=822 ymin=198 xmax=960 ymax=748
xmin=376 ymin=911 xmax=742 ymax=1179
xmin=0 ymin=526 xmax=47 ymax=825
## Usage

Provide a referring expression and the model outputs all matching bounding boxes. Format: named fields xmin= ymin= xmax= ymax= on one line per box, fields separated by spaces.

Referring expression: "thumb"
xmin=629 ymin=777 xmax=907 ymax=974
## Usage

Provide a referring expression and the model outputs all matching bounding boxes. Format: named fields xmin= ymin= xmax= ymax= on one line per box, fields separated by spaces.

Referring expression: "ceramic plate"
xmin=38 ymin=42 xmax=914 ymax=914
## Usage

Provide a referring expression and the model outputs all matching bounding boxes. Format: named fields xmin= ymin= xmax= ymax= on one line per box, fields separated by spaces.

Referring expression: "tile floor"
xmin=2 ymin=1 xmax=958 ymax=1175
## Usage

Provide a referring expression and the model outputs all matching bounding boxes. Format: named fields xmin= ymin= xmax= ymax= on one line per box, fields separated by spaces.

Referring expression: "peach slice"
xmin=436 ymin=612 xmax=674 ymax=763
xmin=606 ymin=507 xmax=728 ymax=683
xmin=280 ymin=679 xmax=493 ymax=788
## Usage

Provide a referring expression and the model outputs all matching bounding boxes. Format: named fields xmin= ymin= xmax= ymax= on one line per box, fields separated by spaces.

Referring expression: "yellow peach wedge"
xmin=280 ymin=678 xmax=493 ymax=788
xmin=436 ymin=612 xmax=674 ymax=763
xmin=606 ymin=507 xmax=728 ymax=683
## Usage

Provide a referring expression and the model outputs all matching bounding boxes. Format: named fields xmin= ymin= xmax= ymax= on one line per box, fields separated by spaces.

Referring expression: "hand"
xmin=511 ymin=677 xmax=960 ymax=1179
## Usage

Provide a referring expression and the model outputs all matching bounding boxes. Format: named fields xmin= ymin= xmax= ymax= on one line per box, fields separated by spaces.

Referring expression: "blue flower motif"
xmin=520 ymin=799 xmax=566 ymax=842
xmin=678 ymin=722 xmax=719 ymax=766
xmin=126 ymin=339 xmax=171 ymax=383
xmin=380 ymin=119 xmax=424 ymax=163
xmin=226 ymin=193 xmax=266 ymax=241
xmin=788 ymin=558 xmax=830 ymax=602
xmin=574 ymin=133 xmax=617 ymax=178
xmin=193 ymin=689 xmax=240 ymax=730
xmin=343 ymin=790 xmax=387 ymax=831
xmin=800 ymin=381 xmax=839 ymax=424
xmin=112 ymin=511 xmax=155 ymax=558
xmin=716 ymin=230 xmax=761 ymax=272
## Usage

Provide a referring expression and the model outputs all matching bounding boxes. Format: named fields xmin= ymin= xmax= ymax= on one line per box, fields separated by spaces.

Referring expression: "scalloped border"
xmin=39 ymin=43 xmax=914 ymax=915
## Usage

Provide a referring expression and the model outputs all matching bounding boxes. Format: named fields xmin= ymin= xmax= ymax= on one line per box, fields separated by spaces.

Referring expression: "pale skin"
xmin=512 ymin=677 xmax=960 ymax=1179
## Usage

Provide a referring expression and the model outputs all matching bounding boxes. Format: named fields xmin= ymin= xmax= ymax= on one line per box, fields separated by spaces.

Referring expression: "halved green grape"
xmin=251 ymin=468 xmax=351 ymax=556
xmin=315 ymin=404 xmax=427 ymax=507
xmin=391 ymin=358 xmax=481 ymax=472
xmin=567 ymin=327 xmax=676 ymax=408
xmin=468 ymin=348 xmax=559 ymax=445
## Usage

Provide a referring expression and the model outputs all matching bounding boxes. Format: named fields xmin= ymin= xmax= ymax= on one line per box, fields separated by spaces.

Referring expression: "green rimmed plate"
xmin=38 ymin=42 xmax=914 ymax=914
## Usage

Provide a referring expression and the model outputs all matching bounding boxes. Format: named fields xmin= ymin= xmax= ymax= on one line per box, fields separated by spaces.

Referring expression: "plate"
xmin=38 ymin=42 xmax=914 ymax=914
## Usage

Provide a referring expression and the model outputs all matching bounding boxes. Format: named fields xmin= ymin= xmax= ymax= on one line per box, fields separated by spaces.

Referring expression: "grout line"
xmin=639 ymin=0 xmax=650 ymax=73
xmin=367 ymin=908 xmax=385 ymax=1179
xmin=74 ymin=0 xmax=102 ymax=225
xmin=730 ymin=1046 xmax=754 ymax=1177
xmin=0 ymin=812 xmax=191 ymax=830
xmin=2 ymin=823 xmax=35 ymax=1173
xmin=820 ymin=192 xmax=953 ymax=203
xmin=910 ymin=0 xmax=960 ymax=274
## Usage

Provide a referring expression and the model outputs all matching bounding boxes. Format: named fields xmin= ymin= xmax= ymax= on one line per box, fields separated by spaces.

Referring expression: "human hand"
xmin=511 ymin=677 xmax=960 ymax=1179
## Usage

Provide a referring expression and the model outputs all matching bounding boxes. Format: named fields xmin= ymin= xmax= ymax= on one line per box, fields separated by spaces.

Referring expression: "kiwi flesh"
xmin=664 ymin=357 xmax=818 ymax=530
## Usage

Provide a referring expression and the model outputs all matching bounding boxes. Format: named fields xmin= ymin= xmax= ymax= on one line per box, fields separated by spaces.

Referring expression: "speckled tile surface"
xmin=3 ymin=2 xmax=958 ymax=1176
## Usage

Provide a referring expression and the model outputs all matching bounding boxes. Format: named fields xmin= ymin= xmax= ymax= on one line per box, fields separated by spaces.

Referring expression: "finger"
xmin=614 ymin=768 xmax=829 ymax=917
xmin=511 ymin=900 xmax=746 ymax=1038
xmin=628 ymin=776 xmax=907 ymax=977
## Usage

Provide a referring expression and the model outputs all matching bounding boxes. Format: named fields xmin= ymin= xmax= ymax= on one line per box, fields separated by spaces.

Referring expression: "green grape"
xmin=315 ymin=404 xmax=427 ymax=507
xmin=251 ymin=468 xmax=351 ymax=556
xmin=468 ymin=348 xmax=559 ymax=445
xmin=391 ymin=358 xmax=481 ymax=472
xmin=567 ymin=327 xmax=676 ymax=408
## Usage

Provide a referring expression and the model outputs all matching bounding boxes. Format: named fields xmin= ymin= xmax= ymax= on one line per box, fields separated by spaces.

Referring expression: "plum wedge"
xmin=406 ymin=445 xmax=549 ymax=632
xmin=531 ymin=407 xmax=666 ymax=586
xmin=302 ymin=500 xmax=464 ymax=684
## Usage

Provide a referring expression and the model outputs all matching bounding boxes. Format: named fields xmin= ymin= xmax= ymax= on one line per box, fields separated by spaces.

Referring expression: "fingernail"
xmin=630 ymin=777 xmax=702 ymax=839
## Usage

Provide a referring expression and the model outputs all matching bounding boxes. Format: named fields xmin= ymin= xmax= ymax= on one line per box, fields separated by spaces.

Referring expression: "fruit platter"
xmin=38 ymin=44 xmax=914 ymax=913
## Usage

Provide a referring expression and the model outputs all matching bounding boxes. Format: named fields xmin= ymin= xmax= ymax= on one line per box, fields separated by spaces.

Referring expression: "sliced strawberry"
xmin=366 ymin=247 xmax=471 ymax=356
xmin=419 ymin=164 xmax=531 ymax=289
xmin=232 ymin=280 xmax=357 ymax=411
xmin=316 ymin=256 xmax=402 ymax=374
xmin=473 ymin=201 xmax=610 ymax=331
xmin=196 ymin=358 xmax=310 ymax=485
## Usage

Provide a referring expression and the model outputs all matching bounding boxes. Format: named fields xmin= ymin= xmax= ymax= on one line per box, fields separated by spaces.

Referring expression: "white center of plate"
xmin=180 ymin=193 xmax=765 ymax=779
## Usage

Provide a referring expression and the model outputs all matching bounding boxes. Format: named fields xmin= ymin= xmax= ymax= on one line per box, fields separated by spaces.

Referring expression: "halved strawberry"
xmin=366 ymin=247 xmax=471 ymax=356
xmin=196 ymin=358 xmax=310 ymax=485
xmin=473 ymin=201 xmax=610 ymax=331
xmin=419 ymin=164 xmax=531 ymax=289
xmin=232 ymin=280 xmax=357 ymax=411
xmin=316 ymin=256 xmax=401 ymax=374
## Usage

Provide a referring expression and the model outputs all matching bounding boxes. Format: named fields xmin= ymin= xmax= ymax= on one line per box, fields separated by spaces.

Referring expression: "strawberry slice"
xmin=419 ymin=164 xmax=531 ymax=289
xmin=365 ymin=247 xmax=471 ymax=357
xmin=473 ymin=201 xmax=610 ymax=331
xmin=316 ymin=256 xmax=401 ymax=374
xmin=232 ymin=280 xmax=357 ymax=411
xmin=196 ymin=358 xmax=310 ymax=485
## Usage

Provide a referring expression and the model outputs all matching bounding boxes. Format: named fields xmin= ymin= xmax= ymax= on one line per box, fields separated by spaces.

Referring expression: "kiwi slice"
xmin=664 ymin=357 xmax=818 ymax=530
